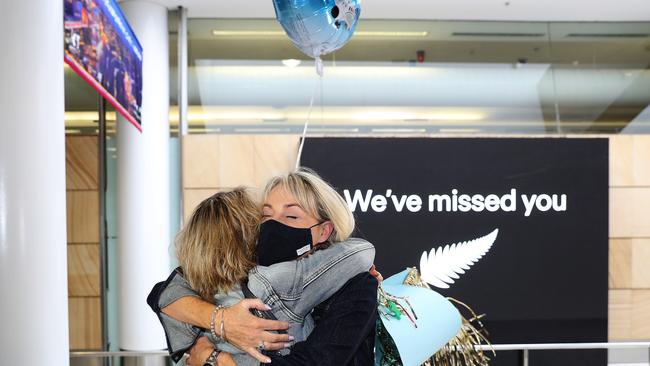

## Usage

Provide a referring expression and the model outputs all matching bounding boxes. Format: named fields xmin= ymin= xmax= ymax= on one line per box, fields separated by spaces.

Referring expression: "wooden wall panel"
xmin=609 ymin=239 xmax=632 ymax=289
xmin=69 ymin=297 xmax=102 ymax=350
xmin=66 ymin=136 xmax=98 ymax=190
xmin=184 ymin=189 xmax=220 ymax=220
xmin=219 ymin=135 xmax=256 ymax=187
xmin=183 ymin=135 xmax=298 ymax=191
xmin=632 ymin=291 xmax=650 ymax=338
xmin=183 ymin=135 xmax=220 ymax=188
xmin=630 ymin=240 xmax=650 ymax=289
xmin=610 ymin=187 xmax=650 ymax=238
xmin=608 ymin=135 xmax=650 ymax=341
xmin=609 ymin=290 xmax=650 ymax=340
xmin=609 ymin=290 xmax=633 ymax=340
xmin=610 ymin=135 xmax=650 ymax=187
xmin=182 ymin=135 xmax=298 ymax=220
xmin=66 ymin=190 xmax=100 ymax=243
xmin=66 ymin=135 xmax=102 ymax=350
xmin=253 ymin=135 xmax=299 ymax=188
xmin=610 ymin=239 xmax=650 ymax=289
xmin=68 ymin=244 xmax=100 ymax=297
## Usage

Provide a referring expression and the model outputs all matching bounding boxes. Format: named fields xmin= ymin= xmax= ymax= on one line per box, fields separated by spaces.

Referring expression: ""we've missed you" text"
xmin=343 ymin=189 xmax=567 ymax=217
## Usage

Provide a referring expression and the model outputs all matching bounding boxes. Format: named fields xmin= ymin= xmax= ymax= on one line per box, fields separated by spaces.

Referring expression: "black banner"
xmin=302 ymin=137 xmax=609 ymax=366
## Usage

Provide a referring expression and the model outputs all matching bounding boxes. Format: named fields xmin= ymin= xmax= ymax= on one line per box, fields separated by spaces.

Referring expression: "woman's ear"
xmin=317 ymin=221 xmax=334 ymax=244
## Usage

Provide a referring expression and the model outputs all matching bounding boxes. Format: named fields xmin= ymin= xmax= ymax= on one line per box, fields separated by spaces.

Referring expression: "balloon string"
xmin=295 ymin=68 xmax=323 ymax=170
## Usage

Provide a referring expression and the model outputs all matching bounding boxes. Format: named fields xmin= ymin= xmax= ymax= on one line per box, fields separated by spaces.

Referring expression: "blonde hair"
xmin=263 ymin=168 xmax=355 ymax=243
xmin=176 ymin=188 xmax=259 ymax=301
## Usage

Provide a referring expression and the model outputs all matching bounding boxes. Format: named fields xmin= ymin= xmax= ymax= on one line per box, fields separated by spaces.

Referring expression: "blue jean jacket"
xmin=147 ymin=238 xmax=375 ymax=364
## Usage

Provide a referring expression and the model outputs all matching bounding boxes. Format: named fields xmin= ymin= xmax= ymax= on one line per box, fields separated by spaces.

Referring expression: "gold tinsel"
xmin=384 ymin=267 xmax=495 ymax=366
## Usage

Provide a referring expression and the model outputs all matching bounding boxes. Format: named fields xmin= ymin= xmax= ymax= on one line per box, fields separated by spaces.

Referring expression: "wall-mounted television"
xmin=64 ymin=0 xmax=142 ymax=130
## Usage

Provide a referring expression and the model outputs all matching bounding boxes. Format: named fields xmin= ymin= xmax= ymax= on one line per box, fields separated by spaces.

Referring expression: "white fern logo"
xmin=419 ymin=229 xmax=499 ymax=289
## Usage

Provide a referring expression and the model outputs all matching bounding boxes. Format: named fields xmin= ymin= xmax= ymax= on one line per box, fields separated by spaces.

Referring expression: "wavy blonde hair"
xmin=176 ymin=188 xmax=259 ymax=300
xmin=263 ymin=168 xmax=355 ymax=243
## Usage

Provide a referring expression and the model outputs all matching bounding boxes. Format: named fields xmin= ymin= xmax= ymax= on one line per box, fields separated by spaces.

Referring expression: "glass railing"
xmin=70 ymin=342 xmax=650 ymax=366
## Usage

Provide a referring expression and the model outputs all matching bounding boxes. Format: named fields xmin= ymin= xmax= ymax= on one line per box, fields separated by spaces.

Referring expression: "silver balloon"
xmin=273 ymin=0 xmax=361 ymax=59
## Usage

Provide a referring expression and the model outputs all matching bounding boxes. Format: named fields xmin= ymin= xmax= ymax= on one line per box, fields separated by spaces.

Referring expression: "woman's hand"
xmin=370 ymin=264 xmax=383 ymax=283
xmin=186 ymin=336 xmax=216 ymax=366
xmin=223 ymin=299 xmax=292 ymax=363
xmin=217 ymin=352 xmax=237 ymax=366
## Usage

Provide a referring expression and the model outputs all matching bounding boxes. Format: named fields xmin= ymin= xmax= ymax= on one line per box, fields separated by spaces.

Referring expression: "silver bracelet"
xmin=210 ymin=305 xmax=225 ymax=340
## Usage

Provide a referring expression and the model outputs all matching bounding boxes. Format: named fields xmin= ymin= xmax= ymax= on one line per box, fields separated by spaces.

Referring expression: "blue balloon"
xmin=272 ymin=0 xmax=361 ymax=59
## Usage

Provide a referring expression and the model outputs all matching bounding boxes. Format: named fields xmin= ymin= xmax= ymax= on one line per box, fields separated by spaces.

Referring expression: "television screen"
xmin=64 ymin=0 xmax=142 ymax=130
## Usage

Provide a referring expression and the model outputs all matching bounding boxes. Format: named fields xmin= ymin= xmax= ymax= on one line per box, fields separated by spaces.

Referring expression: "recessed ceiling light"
xmin=439 ymin=128 xmax=481 ymax=133
xmin=371 ymin=128 xmax=427 ymax=133
xmin=282 ymin=59 xmax=301 ymax=68
xmin=212 ymin=30 xmax=285 ymax=37
xmin=355 ymin=31 xmax=428 ymax=37
xmin=424 ymin=113 xmax=484 ymax=121
xmin=188 ymin=127 xmax=222 ymax=133
xmin=211 ymin=30 xmax=428 ymax=38
xmin=306 ymin=127 xmax=360 ymax=133
xmin=234 ymin=128 xmax=292 ymax=133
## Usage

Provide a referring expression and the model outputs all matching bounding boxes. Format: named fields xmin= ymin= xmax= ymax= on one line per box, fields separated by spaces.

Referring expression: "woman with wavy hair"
xmin=149 ymin=169 xmax=377 ymax=366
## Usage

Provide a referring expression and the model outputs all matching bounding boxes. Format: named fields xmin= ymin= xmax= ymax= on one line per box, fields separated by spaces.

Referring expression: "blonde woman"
xmin=149 ymin=169 xmax=378 ymax=366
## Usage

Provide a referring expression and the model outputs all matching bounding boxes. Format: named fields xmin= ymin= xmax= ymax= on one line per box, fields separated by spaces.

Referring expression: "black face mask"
xmin=257 ymin=220 xmax=322 ymax=266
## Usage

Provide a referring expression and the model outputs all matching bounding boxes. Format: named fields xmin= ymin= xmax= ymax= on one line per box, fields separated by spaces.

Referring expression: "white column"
xmin=117 ymin=0 xmax=171 ymax=351
xmin=0 ymin=1 xmax=69 ymax=365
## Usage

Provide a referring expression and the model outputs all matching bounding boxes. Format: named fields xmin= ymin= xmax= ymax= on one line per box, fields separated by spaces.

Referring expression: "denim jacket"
xmin=148 ymin=238 xmax=375 ymax=364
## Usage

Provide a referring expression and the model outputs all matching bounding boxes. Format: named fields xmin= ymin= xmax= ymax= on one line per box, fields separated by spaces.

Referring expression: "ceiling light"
xmin=353 ymin=111 xmax=417 ymax=121
xmin=371 ymin=128 xmax=427 ymax=133
xmin=355 ymin=31 xmax=428 ymax=38
xmin=234 ymin=128 xmax=292 ymax=133
xmin=439 ymin=128 xmax=482 ymax=133
xmin=424 ymin=113 xmax=484 ymax=121
xmin=212 ymin=30 xmax=285 ymax=37
xmin=282 ymin=59 xmax=302 ymax=68
xmin=305 ymin=127 xmax=360 ymax=133
xmin=211 ymin=30 xmax=428 ymax=38
xmin=188 ymin=127 xmax=222 ymax=133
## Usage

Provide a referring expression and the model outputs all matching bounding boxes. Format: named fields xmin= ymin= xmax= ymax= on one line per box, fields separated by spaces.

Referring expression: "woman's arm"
xmin=254 ymin=238 xmax=375 ymax=317
xmin=186 ymin=336 xmax=217 ymax=366
xmin=148 ymin=269 xmax=291 ymax=363
xmin=185 ymin=337 xmax=237 ymax=366
xmin=161 ymin=295 xmax=212 ymax=329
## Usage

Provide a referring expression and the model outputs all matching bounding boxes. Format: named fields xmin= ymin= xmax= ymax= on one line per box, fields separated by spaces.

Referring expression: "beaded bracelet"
xmin=220 ymin=305 xmax=226 ymax=341
xmin=210 ymin=305 xmax=225 ymax=340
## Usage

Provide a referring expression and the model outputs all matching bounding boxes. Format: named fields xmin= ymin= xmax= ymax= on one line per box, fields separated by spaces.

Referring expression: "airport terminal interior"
xmin=2 ymin=1 xmax=650 ymax=366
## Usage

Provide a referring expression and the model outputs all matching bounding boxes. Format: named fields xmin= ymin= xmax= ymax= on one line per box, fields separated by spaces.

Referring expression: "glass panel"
xmin=182 ymin=19 xmax=650 ymax=135
xmin=548 ymin=22 xmax=650 ymax=133
xmin=65 ymin=66 xmax=101 ymax=135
